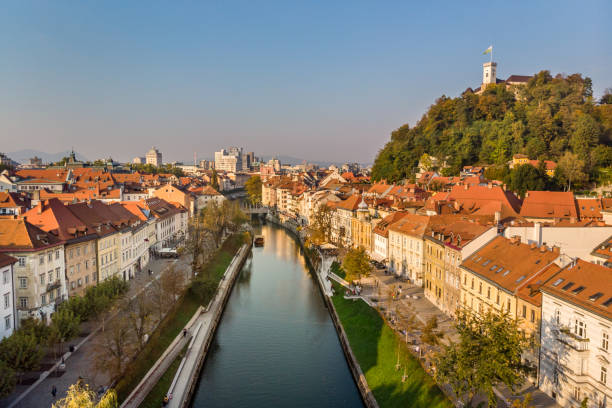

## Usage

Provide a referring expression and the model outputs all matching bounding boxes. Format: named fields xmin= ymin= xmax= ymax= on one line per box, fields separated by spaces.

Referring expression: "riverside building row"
xmin=261 ymin=170 xmax=612 ymax=408
xmin=0 ymin=197 xmax=188 ymax=334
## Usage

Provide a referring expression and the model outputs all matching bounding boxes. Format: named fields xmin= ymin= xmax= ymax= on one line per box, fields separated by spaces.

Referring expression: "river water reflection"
xmin=191 ymin=224 xmax=364 ymax=408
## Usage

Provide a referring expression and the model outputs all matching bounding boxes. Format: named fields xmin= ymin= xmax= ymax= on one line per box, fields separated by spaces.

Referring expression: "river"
xmin=190 ymin=224 xmax=364 ymax=408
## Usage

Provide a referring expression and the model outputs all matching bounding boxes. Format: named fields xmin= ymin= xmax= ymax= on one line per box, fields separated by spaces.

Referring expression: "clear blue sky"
xmin=1 ymin=1 xmax=610 ymax=164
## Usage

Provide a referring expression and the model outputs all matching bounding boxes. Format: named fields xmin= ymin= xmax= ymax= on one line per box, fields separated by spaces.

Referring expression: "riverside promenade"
xmin=165 ymin=243 xmax=251 ymax=408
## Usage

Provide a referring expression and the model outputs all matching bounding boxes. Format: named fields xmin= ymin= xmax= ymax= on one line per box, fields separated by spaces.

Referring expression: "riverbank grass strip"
xmin=115 ymin=234 xmax=247 ymax=403
xmin=331 ymin=283 xmax=451 ymax=408
xmin=139 ymin=344 xmax=188 ymax=408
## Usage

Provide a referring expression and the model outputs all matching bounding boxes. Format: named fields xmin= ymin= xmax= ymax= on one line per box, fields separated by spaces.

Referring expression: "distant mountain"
xmin=6 ymin=150 xmax=89 ymax=164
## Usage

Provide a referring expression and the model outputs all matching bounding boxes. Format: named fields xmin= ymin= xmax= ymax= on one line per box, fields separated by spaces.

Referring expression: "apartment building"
xmin=0 ymin=219 xmax=66 ymax=324
xmin=0 ymin=254 xmax=17 ymax=339
xmin=539 ymin=260 xmax=612 ymax=408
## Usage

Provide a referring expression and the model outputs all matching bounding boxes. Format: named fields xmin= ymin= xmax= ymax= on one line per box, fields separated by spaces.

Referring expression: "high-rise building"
xmin=214 ymin=147 xmax=243 ymax=173
xmin=145 ymin=147 xmax=162 ymax=167
xmin=242 ymin=151 xmax=255 ymax=171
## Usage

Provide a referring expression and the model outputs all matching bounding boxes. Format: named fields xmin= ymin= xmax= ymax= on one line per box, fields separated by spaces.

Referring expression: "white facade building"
xmin=0 ymin=254 xmax=17 ymax=339
xmin=145 ymin=147 xmax=162 ymax=167
xmin=539 ymin=259 xmax=612 ymax=408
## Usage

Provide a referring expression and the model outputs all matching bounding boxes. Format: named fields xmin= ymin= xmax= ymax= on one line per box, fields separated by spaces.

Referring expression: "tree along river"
xmin=191 ymin=224 xmax=364 ymax=407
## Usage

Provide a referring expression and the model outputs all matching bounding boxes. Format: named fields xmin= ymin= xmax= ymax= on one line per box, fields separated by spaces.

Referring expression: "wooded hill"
xmin=371 ymin=71 xmax=612 ymax=185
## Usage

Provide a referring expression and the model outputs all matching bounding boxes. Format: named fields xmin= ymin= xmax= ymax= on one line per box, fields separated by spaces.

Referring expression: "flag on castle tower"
xmin=483 ymin=45 xmax=492 ymax=55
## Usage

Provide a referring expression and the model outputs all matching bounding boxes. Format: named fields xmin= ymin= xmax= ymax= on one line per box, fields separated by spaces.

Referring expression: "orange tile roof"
xmin=516 ymin=263 xmax=562 ymax=307
xmin=16 ymin=169 xmax=69 ymax=182
xmin=519 ymin=191 xmax=577 ymax=219
xmin=0 ymin=218 xmax=63 ymax=251
xmin=591 ymin=236 xmax=612 ymax=261
xmin=541 ymin=259 xmax=612 ymax=320
xmin=0 ymin=192 xmax=30 ymax=210
xmin=388 ymin=214 xmax=430 ymax=237
xmin=448 ymin=184 xmax=521 ymax=217
xmin=23 ymin=199 xmax=94 ymax=242
xmin=576 ymin=198 xmax=603 ymax=220
xmin=335 ymin=194 xmax=363 ymax=211
xmin=461 ymin=236 xmax=560 ymax=295
xmin=373 ymin=211 xmax=410 ymax=237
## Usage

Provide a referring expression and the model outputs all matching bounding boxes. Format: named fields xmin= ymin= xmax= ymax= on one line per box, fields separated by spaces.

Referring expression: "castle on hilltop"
xmin=465 ymin=60 xmax=532 ymax=95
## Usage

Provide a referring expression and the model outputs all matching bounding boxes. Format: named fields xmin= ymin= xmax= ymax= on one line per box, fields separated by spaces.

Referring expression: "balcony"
xmin=556 ymin=328 xmax=589 ymax=352
xmin=46 ymin=280 xmax=61 ymax=292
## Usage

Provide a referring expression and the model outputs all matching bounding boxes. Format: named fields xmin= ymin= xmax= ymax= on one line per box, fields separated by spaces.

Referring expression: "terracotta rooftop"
xmin=461 ymin=236 xmax=560 ymax=295
xmin=23 ymin=198 xmax=95 ymax=242
xmin=388 ymin=214 xmax=430 ymax=238
xmin=519 ymin=191 xmax=577 ymax=220
xmin=335 ymin=194 xmax=363 ymax=211
xmin=448 ymin=184 xmax=521 ymax=217
xmin=541 ymin=259 xmax=612 ymax=321
xmin=591 ymin=236 xmax=612 ymax=262
xmin=0 ymin=218 xmax=63 ymax=251
xmin=576 ymin=198 xmax=603 ymax=220
xmin=373 ymin=211 xmax=410 ymax=238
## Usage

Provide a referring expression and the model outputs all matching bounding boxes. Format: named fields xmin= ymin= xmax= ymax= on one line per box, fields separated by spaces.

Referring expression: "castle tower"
xmin=482 ymin=61 xmax=497 ymax=88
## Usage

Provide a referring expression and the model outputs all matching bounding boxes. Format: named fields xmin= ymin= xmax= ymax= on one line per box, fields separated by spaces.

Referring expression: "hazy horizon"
xmin=1 ymin=1 xmax=610 ymax=164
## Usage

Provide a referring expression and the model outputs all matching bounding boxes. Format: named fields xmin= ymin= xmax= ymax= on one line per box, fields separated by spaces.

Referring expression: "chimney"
xmin=502 ymin=184 xmax=507 ymax=191
xmin=552 ymin=245 xmax=560 ymax=254
xmin=530 ymin=242 xmax=537 ymax=250
xmin=540 ymin=245 xmax=547 ymax=253
xmin=37 ymin=202 xmax=43 ymax=215
xmin=494 ymin=211 xmax=501 ymax=225
xmin=525 ymin=191 xmax=529 ymax=198
xmin=532 ymin=222 xmax=542 ymax=246
xmin=570 ymin=216 xmax=576 ymax=224
xmin=464 ymin=183 xmax=468 ymax=190
xmin=487 ymin=182 xmax=492 ymax=189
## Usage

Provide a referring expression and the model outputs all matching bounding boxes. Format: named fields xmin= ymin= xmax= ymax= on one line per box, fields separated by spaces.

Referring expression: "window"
xmin=507 ymin=298 xmax=511 ymax=313
xmin=3 ymin=293 xmax=9 ymax=309
xmin=40 ymin=274 xmax=45 ymax=285
xmin=48 ymin=271 xmax=53 ymax=283
xmin=471 ymin=278 xmax=474 ymax=290
xmin=522 ymin=305 xmax=527 ymax=317
xmin=479 ymin=282 xmax=482 ymax=294
xmin=41 ymin=294 xmax=46 ymax=305
xmin=49 ymin=291 xmax=54 ymax=301
xmin=18 ymin=257 xmax=25 ymax=267
xmin=4 ymin=315 xmax=10 ymax=330
xmin=19 ymin=297 xmax=27 ymax=309
xmin=69 ymin=249 xmax=74 ymax=259
xmin=2 ymin=271 xmax=8 ymax=284
xmin=530 ymin=309 xmax=535 ymax=323
xmin=573 ymin=386 xmax=581 ymax=402
xmin=39 ymin=255 xmax=44 ymax=265
xmin=552 ymin=278 xmax=564 ymax=287
xmin=47 ymin=252 xmax=52 ymax=262
xmin=77 ymin=279 xmax=82 ymax=287
xmin=601 ymin=366 xmax=607 ymax=384
xmin=19 ymin=277 xmax=27 ymax=289
xmin=71 ymin=281 xmax=76 ymax=289
xmin=487 ymin=287 xmax=491 ymax=299
xmin=55 ymin=250 xmax=60 ymax=260
xmin=76 ymin=247 xmax=80 ymax=257
xmin=574 ymin=319 xmax=586 ymax=338
xmin=555 ymin=309 xmax=560 ymax=325
xmin=85 ymin=275 xmax=89 ymax=284
xmin=56 ymin=268 xmax=60 ymax=280
xmin=496 ymin=291 xmax=500 ymax=305
xmin=603 ymin=332 xmax=609 ymax=351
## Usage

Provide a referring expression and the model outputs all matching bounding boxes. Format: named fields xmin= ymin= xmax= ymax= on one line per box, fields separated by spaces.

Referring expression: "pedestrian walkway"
xmin=164 ymin=244 xmax=250 ymax=408
xmin=3 ymin=254 xmax=192 ymax=408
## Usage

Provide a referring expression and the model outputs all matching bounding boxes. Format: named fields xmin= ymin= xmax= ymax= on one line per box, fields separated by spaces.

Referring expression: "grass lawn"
xmin=331 ymin=283 xmax=451 ymax=408
xmin=139 ymin=344 xmax=188 ymax=408
xmin=115 ymin=233 xmax=248 ymax=403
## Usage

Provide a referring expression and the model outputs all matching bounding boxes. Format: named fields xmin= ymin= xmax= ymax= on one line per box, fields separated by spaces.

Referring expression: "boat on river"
xmin=254 ymin=235 xmax=264 ymax=246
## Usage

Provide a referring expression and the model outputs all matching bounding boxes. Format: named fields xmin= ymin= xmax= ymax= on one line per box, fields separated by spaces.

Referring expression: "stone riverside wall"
xmin=267 ymin=214 xmax=379 ymax=408
xmin=178 ymin=243 xmax=251 ymax=407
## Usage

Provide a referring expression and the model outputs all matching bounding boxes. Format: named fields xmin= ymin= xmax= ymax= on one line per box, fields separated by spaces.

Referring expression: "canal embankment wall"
xmin=121 ymin=242 xmax=251 ymax=408
xmin=171 ymin=242 xmax=251 ymax=408
xmin=266 ymin=213 xmax=379 ymax=408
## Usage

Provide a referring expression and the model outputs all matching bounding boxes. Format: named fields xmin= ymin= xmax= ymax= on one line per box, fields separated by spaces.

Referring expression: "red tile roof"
xmin=541 ymin=259 xmax=612 ymax=320
xmin=519 ymin=191 xmax=577 ymax=220
xmin=0 ymin=218 xmax=63 ymax=251
xmin=23 ymin=199 xmax=95 ymax=242
xmin=461 ymin=236 xmax=560 ymax=298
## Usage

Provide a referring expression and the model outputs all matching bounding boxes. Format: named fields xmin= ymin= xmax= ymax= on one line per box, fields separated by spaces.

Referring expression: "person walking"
xmin=51 ymin=385 xmax=57 ymax=399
